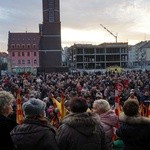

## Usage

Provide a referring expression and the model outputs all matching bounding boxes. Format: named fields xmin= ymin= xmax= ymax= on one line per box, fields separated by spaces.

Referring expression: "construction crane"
xmin=100 ymin=24 xmax=117 ymax=43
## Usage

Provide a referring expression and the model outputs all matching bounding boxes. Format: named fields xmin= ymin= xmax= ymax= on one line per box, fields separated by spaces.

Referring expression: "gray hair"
xmin=93 ymin=99 xmax=110 ymax=113
xmin=0 ymin=91 xmax=15 ymax=114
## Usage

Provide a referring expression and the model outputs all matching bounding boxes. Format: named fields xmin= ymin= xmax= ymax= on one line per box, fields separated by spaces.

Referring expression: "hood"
xmin=62 ymin=112 xmax=100 ymax=136
xmin=119 ymin=112 xmax=150 ymax=124
xmin=100 ymin=110 xmax=118 ymax=126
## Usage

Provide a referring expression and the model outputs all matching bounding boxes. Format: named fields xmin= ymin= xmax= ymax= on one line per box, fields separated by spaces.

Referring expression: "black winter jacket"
xmin=116 ymin=113 xmax=150 ymax=150
xmin=0 ymin=114 xmax=17 ymax=150
xmin=57 ymin=112 xmax=107 ymax=150
xmin=10 ymin=119 xmax=59 ymax=150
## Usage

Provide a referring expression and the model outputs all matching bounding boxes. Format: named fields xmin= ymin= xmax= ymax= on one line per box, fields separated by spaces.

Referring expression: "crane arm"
xmin=100 ymin=24 xmax=117 ymax=43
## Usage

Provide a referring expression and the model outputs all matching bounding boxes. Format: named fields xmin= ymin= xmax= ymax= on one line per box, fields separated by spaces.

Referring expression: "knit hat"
xmin=22 ymin=98 xmax=46 ymax=117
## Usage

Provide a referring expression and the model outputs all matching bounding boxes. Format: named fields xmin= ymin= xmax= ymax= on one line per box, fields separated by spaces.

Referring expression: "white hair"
xmin=0 ymin=91 xmax=14 ymax=114
xmin=93 ymin=99 xmax=110 ymax=113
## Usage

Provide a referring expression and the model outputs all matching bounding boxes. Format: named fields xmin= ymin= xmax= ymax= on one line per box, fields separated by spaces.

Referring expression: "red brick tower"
xmin=39 ymin=0 xmax=62 ymax=72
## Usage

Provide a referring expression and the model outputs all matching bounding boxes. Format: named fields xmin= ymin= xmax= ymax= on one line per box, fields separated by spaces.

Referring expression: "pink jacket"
xmin=100 ymin=109 xmax=119 ymax=150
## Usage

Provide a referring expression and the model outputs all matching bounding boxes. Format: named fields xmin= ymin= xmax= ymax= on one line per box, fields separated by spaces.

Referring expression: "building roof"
xmin=99 ymin=42 xmax=128 ymax=47
xmin=142 ymin=41 xmax=150 ymax=48
xmin=73 ymin=42 xmax=128 ymax=48
xmin=0 ymin=52 xmax=8 ymax=57
xmin=8 ymin=32 xmax=40 ymax=50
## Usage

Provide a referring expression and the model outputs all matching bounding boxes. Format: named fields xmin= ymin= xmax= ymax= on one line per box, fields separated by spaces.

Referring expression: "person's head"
xmin=70 ymin=91 xmax=78 ymax=98
xmin=0 ymin=91 xmax=15 ymax=117
xmin=130 ymin=91 xmax=135 ymax=95
xmin=123 ymin=100 xmax=139 ymax=116
xmin=29 ymin=93 xmax=35 ymax=98
xmin=22 ymin=98 xmax=46 ymax=118
xmin=92 ymin=99 xmax=110 ymax=114
xmin=95 ymin=92 xmax=103 ymax=99
xmin=130 ymin=89 xmax=135 ymax=96
xmin=69 ymin=97 xmax=88 ymax=113
xmin=144 ymin=91 xmax=149 ymax=96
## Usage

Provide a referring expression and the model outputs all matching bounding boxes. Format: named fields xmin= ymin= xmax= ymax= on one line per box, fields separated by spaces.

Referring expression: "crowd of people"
xmin=0 ymin=69 xmax=150 ymax=150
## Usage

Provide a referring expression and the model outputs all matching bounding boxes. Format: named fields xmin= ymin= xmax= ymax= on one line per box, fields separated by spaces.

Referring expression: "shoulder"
xmin=119 ymin=112 xmax=150 ymax=124
xmin=61 ymin=112 xmax=101 ymax=127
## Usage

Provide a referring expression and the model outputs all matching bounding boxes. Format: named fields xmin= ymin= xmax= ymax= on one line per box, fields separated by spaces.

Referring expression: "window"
xmin=22 ymin=52 xmax=24 ymax=56
xmin=34 ymin=59 xmax=37 ymax=64
xmin=27 ymin=52 xmax=30 ymax=56
xmin=106 ymin=48 xmax=120 ymax=53
xmin=22 ymin=60 xmax=25 ymax=64
xmin=33 ymin=44 xmax=36 ymax=48
xmin=11 ymin=44 xmax=15 ymax=49
xmin=96 ymin=48 xmax=105 ymax=54
xmin=77 ymin=49 xmax=83 ymax=54
xmin=12 ymin=52 xmax=15 ymax=57
xmin=12 ymin=60 xmax=15 ymax=65
xmin=18 ymin=52 xmax=20 ymax=57
xmin=22 ymin=44 xmax=25 ymax=49
xmin=17 ymin=44 xmax=20 ymax=48
xmin=34 ymin=52 xmax=36 ymax=56
xmin=27 ymin=44 xmax=30 ymax=48
xmin=27 ymin=60 xmax=30 ymax=64
xmin=84 ymin=48 xmax=95 ymax=54
xmin=18 ymin=60 xmax=21 ymax=64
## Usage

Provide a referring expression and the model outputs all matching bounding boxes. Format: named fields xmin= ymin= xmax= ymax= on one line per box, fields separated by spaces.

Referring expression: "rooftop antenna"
xmin=100 ymin=24 xmax=118 ymax=43
xmin=26 ymin=27 xmax=28 ymax=33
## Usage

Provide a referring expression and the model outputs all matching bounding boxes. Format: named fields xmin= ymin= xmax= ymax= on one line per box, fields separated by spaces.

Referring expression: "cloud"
xmin=1 ymin=0 xmax=150 ymax=52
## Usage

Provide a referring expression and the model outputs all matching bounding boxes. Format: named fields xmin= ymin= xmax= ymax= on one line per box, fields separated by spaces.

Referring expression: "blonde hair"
xmin=0 ymin=91 xmax=14 ymax=114
xmin=93 ymin=99 xmax=110 ymax=113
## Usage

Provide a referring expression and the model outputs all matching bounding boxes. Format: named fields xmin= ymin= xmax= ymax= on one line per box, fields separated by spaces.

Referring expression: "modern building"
xmin=0 ymin=52 xmax=8 ymax=63
xmin=7 ymin=32 xmax=40 ymax=74
xmin=129 ymin=41 xmax=150 ymax=69
xmin=0 ymin=52 xmax=8 ymax=74
xmin=68 ymin=42 xmax=128 ymax=71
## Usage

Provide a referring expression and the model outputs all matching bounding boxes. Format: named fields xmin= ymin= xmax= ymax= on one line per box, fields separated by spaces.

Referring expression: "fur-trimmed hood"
xmin=62 ymin=112 xmax=101 ymax=136
xmin=119 ymin=112 xmax=150 ymax=124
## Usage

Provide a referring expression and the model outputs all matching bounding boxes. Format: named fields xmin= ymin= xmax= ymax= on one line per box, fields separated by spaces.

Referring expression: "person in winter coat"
xmin=10 ymin=98 xmax=59 ymax=150
xmin=93 ymin=99 xmax=119 ymax=150
xmin=57 ymin=96 xmax=107 ymax=150
xmin=116 ymin=99 xmax=150 ymax=150
xmin=0 ymin=91 xmax=17 ymax=150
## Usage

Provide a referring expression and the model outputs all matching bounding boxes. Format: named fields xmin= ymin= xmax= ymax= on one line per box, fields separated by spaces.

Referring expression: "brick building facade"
xmin=7 ymin=32 xmax=40 ymax=74
xmin=7 ymin=0 xmax=67 ymax=74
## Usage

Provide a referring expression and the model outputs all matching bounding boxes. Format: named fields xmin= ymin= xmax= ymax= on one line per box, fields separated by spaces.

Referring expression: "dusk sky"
xmin=1 ymin=0 xmax=150 ymax=52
